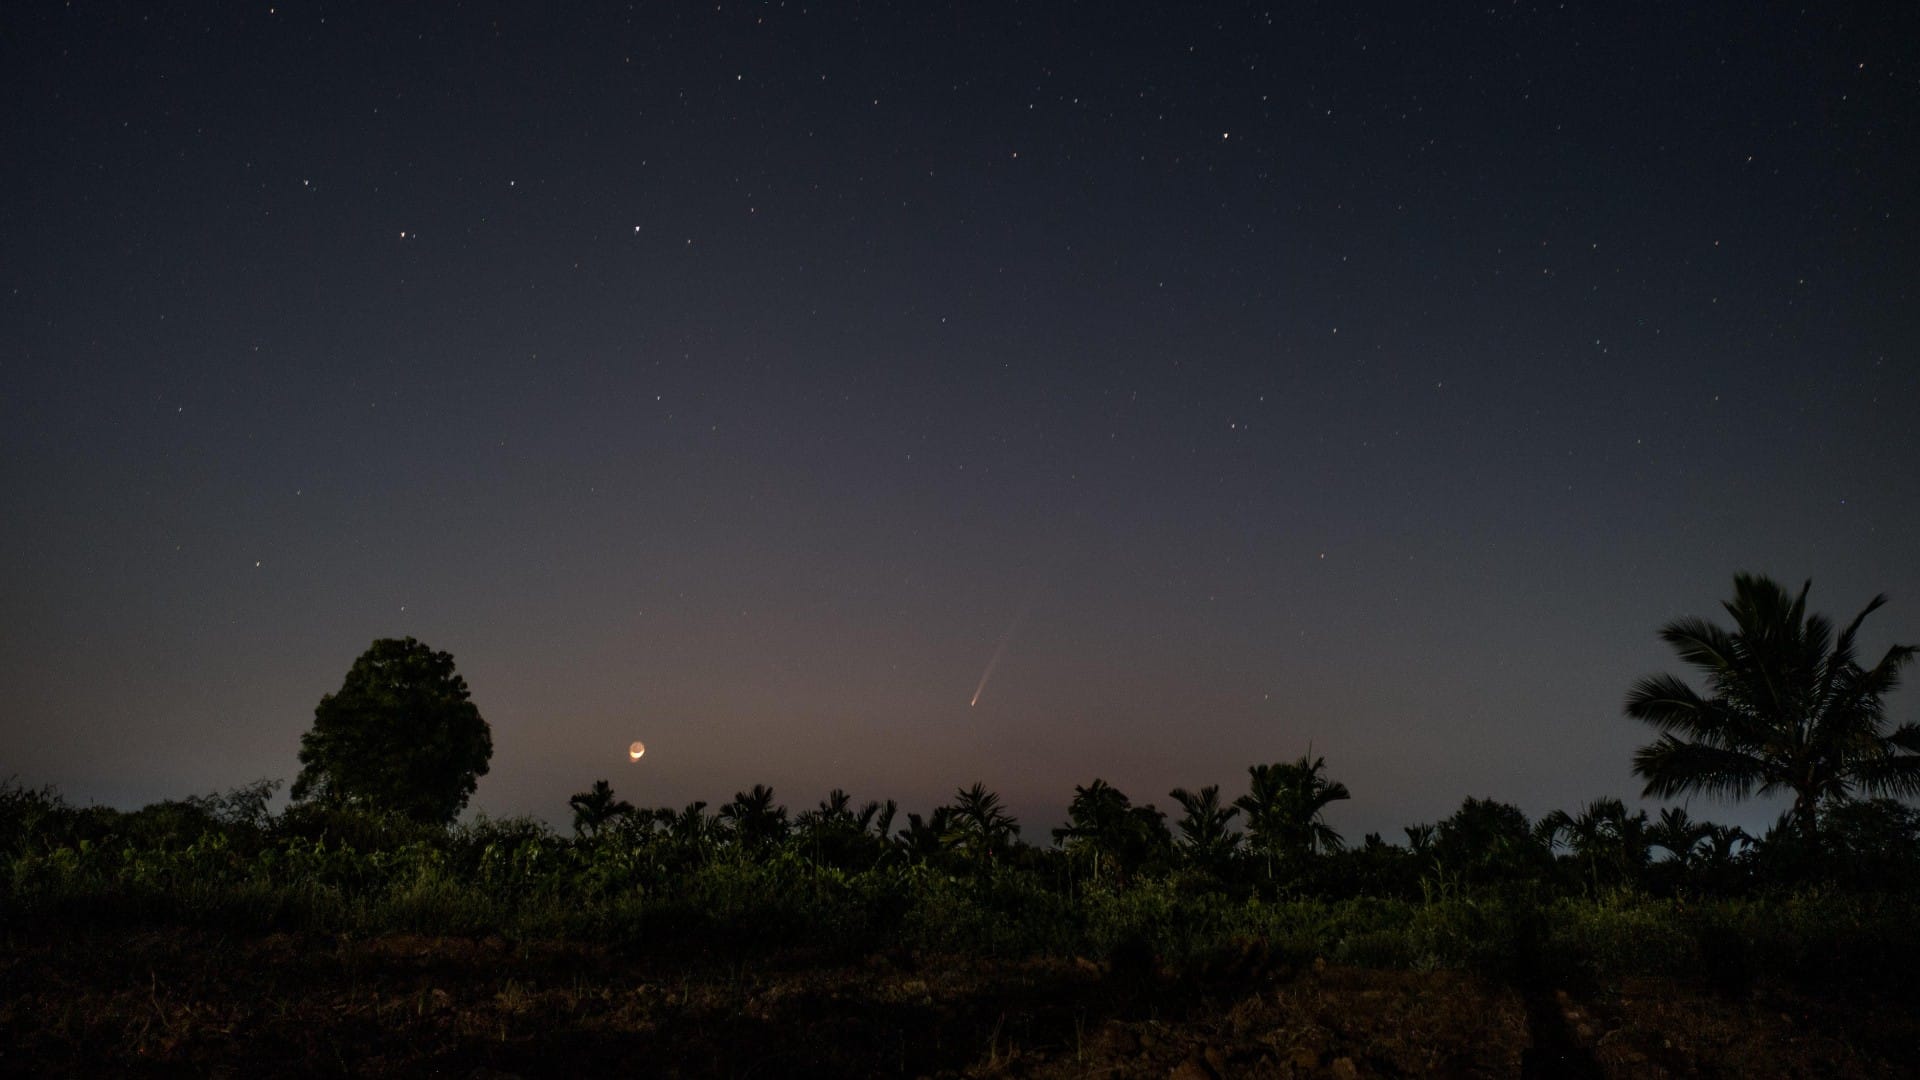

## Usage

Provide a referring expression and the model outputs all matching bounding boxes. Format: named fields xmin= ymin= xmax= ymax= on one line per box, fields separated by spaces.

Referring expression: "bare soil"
xmin=2 ymin=929 xmax=1913 ymax=1077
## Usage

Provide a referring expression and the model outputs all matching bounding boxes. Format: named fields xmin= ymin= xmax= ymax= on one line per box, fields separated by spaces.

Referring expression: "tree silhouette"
xmin=1625 ymin=574 xmax=1920 ymax=841
xmin=1699 ymin=822 xmax=1750 ymax=865
xmin=718 ymin=784 xmax=788 ymax=853
xmin=1647 ymin=806 xmax=1713 ymax=868
xmin=1433 ymin=797 xmax=1548 ymax=886
xmin=944 ymin=782 xmax=1019 ymax=866
xmin=1234 ymin=755 xmax=1349 ymax=879
xmin=868 ymin=798 xmax=898 ymax=843
xmin=896 ymin=807 xmax=957 ymax=861
xmin=291 ymin=638 xmax=493 ymax=825
xmin=568 ymin=779 xmax=634 ymax=838
xmin=1403 ymin=823 xmax=1436 ymax=855
xmin=1536 ymin=797 xmax=1652 ymax=892
xmin=653 ymin=800 xmax=715 ymax=862
xmin=796 ymin=788 xmax=895 ymax=869
xmin=1169 ymin=784 xmax=1241 ymax=867
xmin=1052 ymin=779 xmax=1170 ymax=882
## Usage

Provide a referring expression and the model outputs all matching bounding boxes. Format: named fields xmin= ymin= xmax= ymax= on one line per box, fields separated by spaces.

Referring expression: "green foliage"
xmin=292 ymin=638 xmax=493 ymax=825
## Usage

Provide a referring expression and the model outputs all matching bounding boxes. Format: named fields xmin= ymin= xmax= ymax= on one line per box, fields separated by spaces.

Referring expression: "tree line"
xmin=232 ymin=572 xmax=1920 ymax=897
xmin=9 ymin=572 xmax=1912 ymax=899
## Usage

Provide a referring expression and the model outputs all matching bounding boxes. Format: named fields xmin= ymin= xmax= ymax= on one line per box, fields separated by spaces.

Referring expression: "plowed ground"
xmin=3 ymin=930 xmax=1914 ymax=1077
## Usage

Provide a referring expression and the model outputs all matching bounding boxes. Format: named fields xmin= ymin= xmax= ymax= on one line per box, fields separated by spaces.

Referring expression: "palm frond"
xmin=1884 ymin=721 xmax=1920 ymax=754
xmin=1624 ymin=674 xmax=1726 ymax=737
xmin=1832 ymin=593 xmax=1890 ymax=663
xmin=1846 ymin=753 xmax=1920 ymax=799
xmin=1632 ymin=736 xmax=1768 ymax=801
xmin=1659 ymin=617 xmax=1740 ymax=676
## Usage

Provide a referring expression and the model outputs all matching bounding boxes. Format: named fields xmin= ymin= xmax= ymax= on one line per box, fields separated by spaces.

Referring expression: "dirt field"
xmin=3 ymin=929 xmax=1914 ymax=1077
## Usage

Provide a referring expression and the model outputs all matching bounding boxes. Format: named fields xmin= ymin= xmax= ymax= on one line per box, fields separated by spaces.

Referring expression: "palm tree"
xmin=896 ymin=807 xmax=957 ymax=861
xmin=1403 ymin=823 xmax=1436 ymax=855
xmin=1234 ymin=755 xmax=1350 ymax=879
xmin=1648 ymin=807 xmax=1714 ymax=867
xmin=1700 ymin=822 xmax=1750 ymax=864
xmin=1625 ymin=574 xmax=1920 ymax=841
xmin=819 ymin=788 xmax=856 ymax=822
xmin=718 ymin=783 xmax=789 ymax=852
xmin=866 ymin=798 xmax=898 ymax=842
xmin=568 ymin=779 xmax=634 ymax=838
xmin=795 ymin=789 xmax=896 ymax=869
xmin=1169 ymin=784 xmax=1241 ymax=866
xmin=944 ymin=782 xmax=1020 ymax=866
xmin=656 ymin=800 xmax=713 ymax=859
xmin=1536 ymin=797 xmax=1652 ymax=891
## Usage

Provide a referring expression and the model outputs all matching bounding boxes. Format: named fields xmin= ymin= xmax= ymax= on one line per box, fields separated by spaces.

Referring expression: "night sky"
xmin=6 ymin=2 xmax=1918 ymax=839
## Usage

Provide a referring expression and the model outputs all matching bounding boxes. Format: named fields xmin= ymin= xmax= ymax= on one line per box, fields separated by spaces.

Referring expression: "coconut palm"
xmin=1625 ymin=574 xmax=1920 ymax=841
xmin=1234 ymin=755 xmax=1350 ymax=879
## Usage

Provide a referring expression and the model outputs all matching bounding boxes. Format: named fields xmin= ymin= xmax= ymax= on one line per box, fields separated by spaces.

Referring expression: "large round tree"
xmin=292 ymin=638 xmax=493 ymax=825
xmin=1625 ymin=574 xmax=1920 ymax=840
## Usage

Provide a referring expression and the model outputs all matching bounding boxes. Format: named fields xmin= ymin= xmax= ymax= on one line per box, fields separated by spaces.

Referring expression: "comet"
xmin=969 ymin=604 xmax=1030 ymax=707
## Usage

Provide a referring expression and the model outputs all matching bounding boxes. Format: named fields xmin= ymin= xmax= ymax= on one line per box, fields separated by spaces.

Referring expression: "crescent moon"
xmin=628 ymin=740 xmax=646 ymax=762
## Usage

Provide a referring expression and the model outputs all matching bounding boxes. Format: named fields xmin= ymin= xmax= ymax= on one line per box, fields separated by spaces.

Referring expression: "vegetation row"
xmin=4 ymin=573 xmax=1917 ymax=995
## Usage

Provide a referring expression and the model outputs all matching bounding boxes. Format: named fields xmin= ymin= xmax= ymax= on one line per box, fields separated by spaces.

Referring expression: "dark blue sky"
xmin=5 ymin=1 xmax=1917 ymax=838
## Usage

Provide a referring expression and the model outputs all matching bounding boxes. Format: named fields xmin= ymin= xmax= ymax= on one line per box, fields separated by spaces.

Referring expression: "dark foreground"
xmin=3 ymin=930 xmax=1914 ymax=1078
